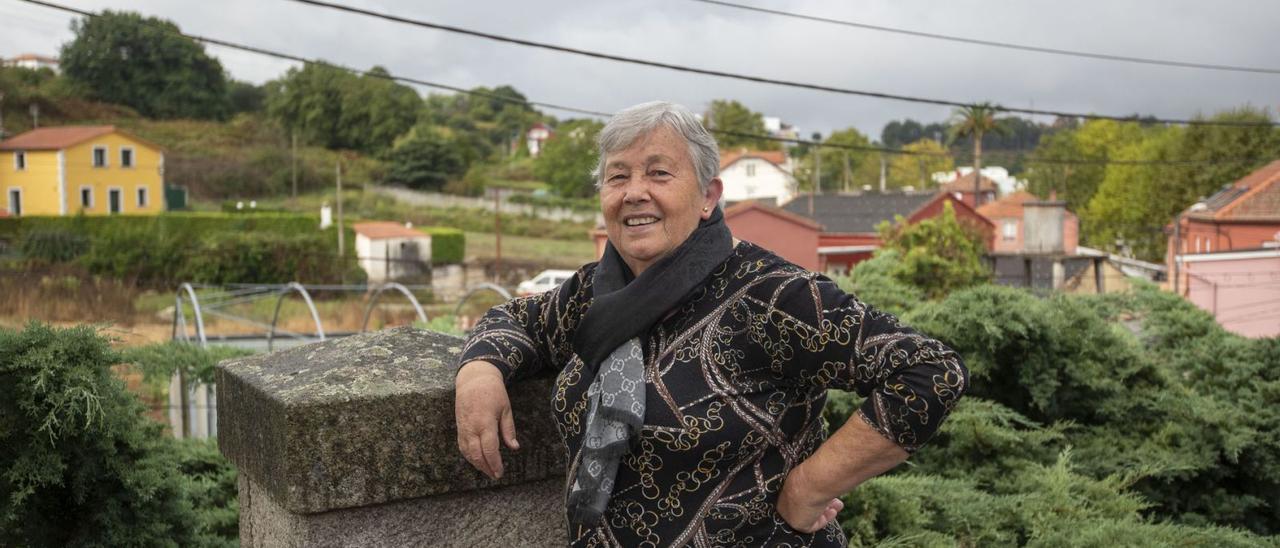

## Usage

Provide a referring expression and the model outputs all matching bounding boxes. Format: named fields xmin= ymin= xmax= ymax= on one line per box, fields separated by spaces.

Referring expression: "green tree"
xmin=264 ymin=64 xmax=419 ymax=154
xmin=887 ymin=138 xmax=954 ymax=190
xmin=794 ymin=128 xmax=875 ymax=193
xmin=0 ymin=323 xmax=235 ymax=546
xmin=1079 ymin=107 xmax=1280 ymax=261
xmin=949 ymin=103 xmax=1004 ymax=205
xmin=386 ymin=130 xmax=466 ymax=190
xmin=705 ymin=99 xmax=779 ymax=150
xmin=876 ymin=201 xmax=990 ymax=299
xmin=532 ymin=119 xmax=603 ymax=198
xmin=1026 ymin=119 xmax=1146 ymax=212
xmin=226 ymin=80 xmax=265 ymax=115
xmin=60 ymin=11 xmax=230 ymax=119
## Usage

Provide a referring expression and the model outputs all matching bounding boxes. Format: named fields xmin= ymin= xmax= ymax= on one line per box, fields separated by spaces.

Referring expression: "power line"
xmin=15 ymin=0 xmax=1275 ymax=168
xmin=690 ymin=0 xmax=1280 ymax=76
xmin=282 ymin=0 xmax=1279 ymax=128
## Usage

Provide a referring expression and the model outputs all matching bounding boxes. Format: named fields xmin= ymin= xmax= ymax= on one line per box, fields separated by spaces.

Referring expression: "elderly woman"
xmin=455 ymin=101 xmax=967 ymax=546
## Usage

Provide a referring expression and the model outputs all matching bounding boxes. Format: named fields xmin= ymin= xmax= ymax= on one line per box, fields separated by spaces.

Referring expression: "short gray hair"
xmin=592 ymin=101 xmax=720 ymax=192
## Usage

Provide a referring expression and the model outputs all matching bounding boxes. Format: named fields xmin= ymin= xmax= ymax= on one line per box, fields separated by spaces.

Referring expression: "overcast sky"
xmin=3 ymin=0 xmax=1278 ymax=138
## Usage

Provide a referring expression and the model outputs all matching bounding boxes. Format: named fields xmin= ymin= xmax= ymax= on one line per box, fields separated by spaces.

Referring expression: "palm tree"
xmin=949 ymin=103 xmax=1003 ymax=206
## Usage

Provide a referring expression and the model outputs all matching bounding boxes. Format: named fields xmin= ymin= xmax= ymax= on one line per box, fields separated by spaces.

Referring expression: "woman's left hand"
xmin=777 ymin=463 xmax=844 ymax=533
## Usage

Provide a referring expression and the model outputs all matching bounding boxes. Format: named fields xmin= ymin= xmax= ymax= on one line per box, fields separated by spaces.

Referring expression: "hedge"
xmin=420 ymin=226 xmax=464 ymax=265
xmin=0 ymin=213 xmax=360 ymax=286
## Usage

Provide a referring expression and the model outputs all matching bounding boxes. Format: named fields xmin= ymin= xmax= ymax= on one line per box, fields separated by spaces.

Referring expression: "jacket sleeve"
xmin=770 ymin=272 xmax=969 ymax=453
xmin=456 ymin=265 xmax=593 ymax=384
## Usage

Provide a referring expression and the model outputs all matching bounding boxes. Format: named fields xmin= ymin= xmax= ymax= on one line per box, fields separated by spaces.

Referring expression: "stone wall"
xmin=217 ymin=326 xmax=568 ymax=547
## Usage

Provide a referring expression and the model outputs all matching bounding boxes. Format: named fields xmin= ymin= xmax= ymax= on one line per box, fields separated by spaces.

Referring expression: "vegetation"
xmin=1028 ymin=108 xmax=1280 ymax=261
xmin=0 ymin=323 xmax=237 ymax=547
xmin=533 ymin=119 xmax=604 ymax=198
xmin=60 ymin=11 xmax=231 ymax=120
xmin=873 ymin=202 xmax=991 ymax=299
xmin=1 ymin=213 xmax=361 ymax=286
xmin=830 ymin=227 xmax=1280 ymax=543
xmin=949 ymin=103 xmax=1004 ymax=204
xmin=704 ymin=99 xmax=780 ymax=150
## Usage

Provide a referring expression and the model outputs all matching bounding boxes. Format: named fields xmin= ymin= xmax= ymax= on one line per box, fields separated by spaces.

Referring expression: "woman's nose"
xmin=622 ymin=179 xmax=651 ymax=203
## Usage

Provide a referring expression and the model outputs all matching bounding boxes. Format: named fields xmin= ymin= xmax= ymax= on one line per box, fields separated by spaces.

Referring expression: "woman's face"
xmin=600 ymin=126 xmax=722 ymax=276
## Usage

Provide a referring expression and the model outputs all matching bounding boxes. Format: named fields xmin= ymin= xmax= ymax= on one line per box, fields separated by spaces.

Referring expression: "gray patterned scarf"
xmin=567 ymin=207 xmax=733 ymax=526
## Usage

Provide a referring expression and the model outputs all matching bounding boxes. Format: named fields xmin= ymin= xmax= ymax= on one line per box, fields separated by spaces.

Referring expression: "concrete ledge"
xmin=216 ymin=326 xmax=566 ymax=519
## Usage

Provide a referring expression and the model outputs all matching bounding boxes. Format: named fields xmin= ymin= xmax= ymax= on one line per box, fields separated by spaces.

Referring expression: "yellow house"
xmin=0 ymin=125 xmax=164 ymax=216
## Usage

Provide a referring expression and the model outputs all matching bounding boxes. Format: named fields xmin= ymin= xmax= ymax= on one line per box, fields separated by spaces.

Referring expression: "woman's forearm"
xmin=791 ymin=412 xmax=909 ymax=501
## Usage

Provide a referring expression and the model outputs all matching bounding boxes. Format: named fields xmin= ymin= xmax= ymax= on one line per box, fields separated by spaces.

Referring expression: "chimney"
xmin=1023 ymin=196 xmax=1067 ymax=254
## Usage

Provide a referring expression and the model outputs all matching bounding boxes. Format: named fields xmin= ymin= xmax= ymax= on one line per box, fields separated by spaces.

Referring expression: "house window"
xmin=1206 ymin=239 xmax=1212 ymax=253
xmin=7 ymin=188 xmax=20 ymax=216
xmin=93 ymin=146 xmax=108 ymax=168
xmin=108 ymin=188 xmax=122 ymax=214
xmin=745 ymin=163 xmax=757 ymax=177
xmin=136 ymin=186 xmax=148 ymax=208
xmin=14 ymin=151 xmax=25 ymax=171
xmin=120 ymin=147 xmax=134 ymax=168
xmin=1002 ymin=220 xmax=1017 ymax=241
xmin=80 ymin=186 xmax=93 ymax=209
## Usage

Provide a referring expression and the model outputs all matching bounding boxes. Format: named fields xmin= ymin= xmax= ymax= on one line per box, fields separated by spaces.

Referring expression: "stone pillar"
xmin=217 ymin=327 xmax=567 ymax=547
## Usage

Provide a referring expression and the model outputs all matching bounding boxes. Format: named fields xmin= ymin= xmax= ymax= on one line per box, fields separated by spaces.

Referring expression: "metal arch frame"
xmin=267 ymin=282 xmax=326 ymax=352
xmin=172 ymin=282 xmax=208 ymax=348
xmin=453 ymin=283 xmax=513 ymax=319
xmin=360 ymin=282 xmax=429 ymax=333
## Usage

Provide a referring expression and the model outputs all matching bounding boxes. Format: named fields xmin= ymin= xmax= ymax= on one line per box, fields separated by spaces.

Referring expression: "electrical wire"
xmin=689 ymin=0 xmax=1280 ymax=76
xmin=280 ymin=0 xmax=1280 ymax=128
xmin=12 ymin=0 xmax=1277 ymax=167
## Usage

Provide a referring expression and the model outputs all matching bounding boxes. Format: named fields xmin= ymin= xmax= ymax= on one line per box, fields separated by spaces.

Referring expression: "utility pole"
xmin=291 ymin=130 xmax=298 ymax=199
xmin=29 ymin=103 xmax=39 ymax=128
xmin=878 ymin=153 xmax=887 ymax=193
xmin=493 ymin=187 xmax=502 ymax=283
xmin=336 ymin=162 xmax=344 ymax=257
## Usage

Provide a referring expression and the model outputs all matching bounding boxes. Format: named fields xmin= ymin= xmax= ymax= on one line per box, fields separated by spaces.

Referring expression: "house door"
xmin=7 ymin=189 xmax=20 ymax=216
xmin=108 ymin=189 xmax=122 ymax=214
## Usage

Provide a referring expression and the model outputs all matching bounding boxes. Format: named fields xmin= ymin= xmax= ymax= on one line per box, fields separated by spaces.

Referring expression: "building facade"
xmin=719 ymin=149 xmax=798 ymax=206
xmin=0 ymin=126 xmax=164 ymax=216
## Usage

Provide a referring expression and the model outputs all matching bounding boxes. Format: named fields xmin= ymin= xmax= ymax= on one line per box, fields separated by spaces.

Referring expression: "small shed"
xmin=353 ymin=221 xmax=433 ymax=283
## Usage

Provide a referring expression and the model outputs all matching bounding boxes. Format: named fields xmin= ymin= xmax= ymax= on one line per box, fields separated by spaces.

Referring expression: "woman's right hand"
xmin=454 ymin=360 xmax=520 ymax=480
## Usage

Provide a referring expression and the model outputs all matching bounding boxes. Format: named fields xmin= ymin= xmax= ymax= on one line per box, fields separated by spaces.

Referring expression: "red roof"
xmin=724 ymin=200 xmax=823 ymax=231
xmin=720 ymin=149 xmax=789 ymax=171
xmin=7 ymin=53 xmax=58 ymax=63
xmin=941 ymin=171 xmax=999 ymax=194
xmin=352 ymin=221 xmax=428 ymax=239
xmin=1192 ymin=160 xmax=1280 ymax=222
xmin=0 ymin=126 xmax=117 ymax=151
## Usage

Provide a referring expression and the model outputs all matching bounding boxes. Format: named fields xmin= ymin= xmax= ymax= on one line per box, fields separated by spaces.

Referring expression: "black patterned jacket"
xmin=459 ymin=242 xmax=968 ymax=547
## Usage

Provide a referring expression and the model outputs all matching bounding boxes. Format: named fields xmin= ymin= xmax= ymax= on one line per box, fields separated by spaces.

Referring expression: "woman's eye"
xmin=650 ymin=170 xmax=672 ymax=178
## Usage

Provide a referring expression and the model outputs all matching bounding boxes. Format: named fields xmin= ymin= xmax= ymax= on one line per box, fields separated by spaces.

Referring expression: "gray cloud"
xmin=2 ymin=0 xmax=1277 ymax=139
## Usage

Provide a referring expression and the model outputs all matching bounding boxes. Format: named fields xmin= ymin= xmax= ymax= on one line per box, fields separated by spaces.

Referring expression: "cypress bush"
xmin=0 ymin=322 xmax=236 ymax=547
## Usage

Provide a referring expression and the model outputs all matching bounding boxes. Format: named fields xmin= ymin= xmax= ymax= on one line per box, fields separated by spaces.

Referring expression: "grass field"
xmin=463 ymin=231 xmax=596 ymax=268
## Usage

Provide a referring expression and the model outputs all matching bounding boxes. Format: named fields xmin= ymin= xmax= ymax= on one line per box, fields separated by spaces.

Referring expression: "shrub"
xmin=421 ymin=226 xmax=465 ymax=265
xmin=876 ymin=201 xmax=990 ymax=299
xmin=0 ymin=322 xmax=235 ymax=546
xmin=17 ymin=228 xmax=89 ymax=263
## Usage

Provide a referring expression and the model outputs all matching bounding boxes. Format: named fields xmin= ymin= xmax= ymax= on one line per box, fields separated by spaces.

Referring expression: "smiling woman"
xmin=454 ymin=101 xmax=968 ymax=547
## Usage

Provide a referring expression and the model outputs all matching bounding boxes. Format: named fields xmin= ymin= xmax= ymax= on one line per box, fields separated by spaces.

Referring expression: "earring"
xmin=702 ymin=206 xmax=709 ymax=212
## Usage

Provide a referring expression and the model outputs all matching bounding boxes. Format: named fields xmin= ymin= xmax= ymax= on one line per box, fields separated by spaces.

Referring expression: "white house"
xmin=353 ymin=221 xmax=433 ymax=283
xmin=526 ymin=123 xmax=552 ymax=157
xmin=3 ymin=53 xmax=59 ymax=72
xmin=718 ymin=149 xmax=798 ymax=206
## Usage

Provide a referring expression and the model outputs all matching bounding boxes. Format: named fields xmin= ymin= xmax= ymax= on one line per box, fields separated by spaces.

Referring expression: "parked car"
xmin=516 ymin=269 xmax=576 ymax=296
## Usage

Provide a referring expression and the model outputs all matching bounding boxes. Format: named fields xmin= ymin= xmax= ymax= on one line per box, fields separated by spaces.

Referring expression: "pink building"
xmin=1178 ymin=248 xmax=1280 ymax=338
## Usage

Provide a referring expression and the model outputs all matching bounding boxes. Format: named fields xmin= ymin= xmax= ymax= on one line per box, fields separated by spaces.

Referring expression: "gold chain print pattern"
xmin=459 ymin=242 xmax=968 ymax=547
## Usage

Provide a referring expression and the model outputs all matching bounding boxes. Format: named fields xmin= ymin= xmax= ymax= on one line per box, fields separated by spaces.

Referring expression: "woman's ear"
xmin=703 ymin=178 xmax=724 ymax=218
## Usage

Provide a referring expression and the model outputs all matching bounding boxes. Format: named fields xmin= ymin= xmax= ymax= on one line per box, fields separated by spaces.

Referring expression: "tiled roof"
xmin=976 ymin=191 xmax=1036 ymax=219
xmin=781 ymin=192 xmax=935 ymax=233
xmin=1190 ymin=159 xmax=1280 ymax=221
xmin=941 ymin=172 xmax=998 ymax=193
xmin=0 ymin=126 xmax=116 ymax=150
xmin=353 ymin=221 xmax=428 ymax=239
xmin=720 ymin=149 xmax=789 ymax=171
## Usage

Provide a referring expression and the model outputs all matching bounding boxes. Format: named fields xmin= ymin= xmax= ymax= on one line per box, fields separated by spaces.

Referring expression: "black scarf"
xmin=566 ymin=206 xmax=733 ymax=526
